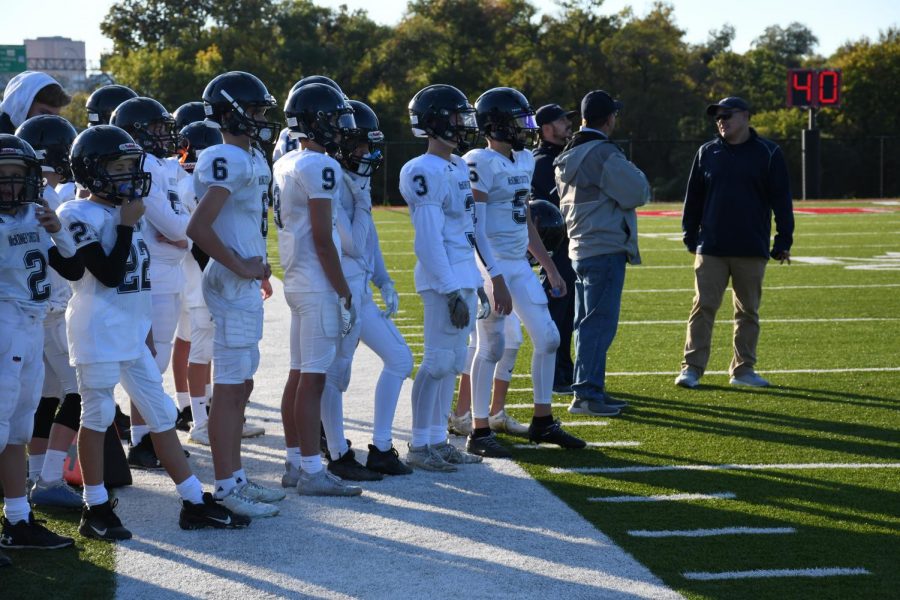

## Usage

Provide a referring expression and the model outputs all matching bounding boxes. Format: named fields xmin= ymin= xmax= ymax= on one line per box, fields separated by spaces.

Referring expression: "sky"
xmin=1 ymin=0 xmax=897 ymax=66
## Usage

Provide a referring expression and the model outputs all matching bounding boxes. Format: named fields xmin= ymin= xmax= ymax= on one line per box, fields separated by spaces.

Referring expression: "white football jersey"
xmin=58 ymin=199 xmax=152 ymax=364
xmin=273 ymin=148 xmax=343 ymax=293
xmin=177 ymin=176 xmax=204 ymax=309
xmin=399 ymin=153 xmax=481 ymax=293
xmin=337 ymin=172 xmax=373 ymax=281
xmin=194 ymin=143 xmax=270 ymax=262
xmin=0 ymin=203 xmax=52 ymax=313
xmin=143 ymin=154 xmax=190 ymax=294
xmin=42 ymin=185 xmax=72 ymax=311
xmin=464 ymin=148 xmax=534 ymax=261
xmin=272 ymin=128 xmax=300 ymax=164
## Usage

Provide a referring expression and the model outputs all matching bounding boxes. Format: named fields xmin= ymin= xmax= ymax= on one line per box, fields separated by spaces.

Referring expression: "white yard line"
xmin=553 ymin=462 xmax=900 ymax=475
xmin=628 ymin=527 xmax=796 ymax=538
xmin=682 ymin=567 xmax=870 ymax=581
xmin=560 ymin=421 xmax=610 ymax=427
xmin=623 ymin=283 xmax=900 ymax=293
xmin=114 ymin=275 xmax=682 ymax=599
xmin=618 ymin=317 xmax=899 ymax=325
xmin=588 ymin=492 xmax=737 ymax=503
xmin=505 ymin=402 xmax=569 ymax=409
xmin=513 ymin=441 xmax=640 ymax=449
xmin=512 ymin=366 xmax=900 ymax=378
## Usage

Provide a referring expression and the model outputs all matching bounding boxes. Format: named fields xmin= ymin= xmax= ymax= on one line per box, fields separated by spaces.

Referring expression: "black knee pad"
xmin=53 ymin=393 xmax=82 ymax=431
xmin=32 ymin=397 xmax=60 ymax=439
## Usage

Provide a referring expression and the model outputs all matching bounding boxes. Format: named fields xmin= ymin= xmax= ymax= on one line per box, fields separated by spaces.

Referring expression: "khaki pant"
xmin=682 ymin=254 xmax=768 ymax=377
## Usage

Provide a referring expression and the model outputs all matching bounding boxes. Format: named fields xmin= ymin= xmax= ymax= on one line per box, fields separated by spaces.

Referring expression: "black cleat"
xmin=0 ymin=513 xmax=75 ymax=550
xmin=327 ymin=448 xmax=383 ymax=481
xmin=79 ymin=500 xmax=132 ymax=541
xmin=466 ymin=431 xmax=512 ymax=458
xmin=114 ymin=406 xmax=131 ymax=440
xmin=528 ymin=419 xmax=586 ymax=449
xmin=127 ymin=435 xmax=163 ymax=470
xmin=179 ymin=492 xmax=251 ymax=530
xmin=176 ymin=406 xmax=193 ymax=432
xmin=0 ymin=549 xmax=10 ymax=567
xmin=365 ymin=445 xmax=413 ymax=476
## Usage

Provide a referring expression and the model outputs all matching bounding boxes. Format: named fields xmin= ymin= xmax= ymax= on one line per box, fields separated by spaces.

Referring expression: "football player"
xmin=174 ymin=120 xmax=223 ymax=446
xmin=15 ymin=115 xmax=84 ymax=508
xmin=398 ymin=84 xmax=486 ymax=471
xmin=338 ymin=100 xmax=413 ymax=475
xmin=272 ymin=76 xmax=346 ymax=164
xmin=111 ymin=97 xmax=192 ymax=467
xmin=274 ymin=82 xmax=362 ymax=496
xmin=58 ymin=125 xmax=250 ymax=539
xmin=187 ymin=71 xmax=285 ymax=517
xmin=0 ymin=134 xmax=79 ymax=562
xmin=463 ymin=87 xmax=585 ymax=455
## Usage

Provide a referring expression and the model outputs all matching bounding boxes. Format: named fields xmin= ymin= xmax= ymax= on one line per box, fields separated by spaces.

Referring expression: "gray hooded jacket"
xmin=554 ymin=130 xmax=650 ymax=264
xmin=0 ymin=71 xmax=59 ymax=133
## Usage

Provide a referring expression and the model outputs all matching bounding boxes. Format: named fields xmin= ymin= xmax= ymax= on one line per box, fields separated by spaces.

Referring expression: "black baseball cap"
xmin=581 ymin=90 xmax=623 ymax=122
xmin=535 ymin=104 xmax=576 ymax=127
xmin=706 ymin=96 xmax=750 ymax=116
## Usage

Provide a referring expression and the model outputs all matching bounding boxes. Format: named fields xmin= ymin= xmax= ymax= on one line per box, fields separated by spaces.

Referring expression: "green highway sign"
xmin=0 ymin=45 xmax=27 ymax=74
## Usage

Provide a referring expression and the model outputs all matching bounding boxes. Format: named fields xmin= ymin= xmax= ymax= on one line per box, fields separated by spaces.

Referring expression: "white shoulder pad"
xmin=400 ymin=156 xmax=446 ymax=208
xmin=195 ymin=144 xmax=252 ymax=192
xmin=58 ymin=199 xmax=106 ymax=248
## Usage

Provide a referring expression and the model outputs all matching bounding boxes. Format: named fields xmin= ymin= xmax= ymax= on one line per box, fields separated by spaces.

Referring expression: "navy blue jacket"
xmin=683 ymin=129 xmax=793 ymax=258
xmin=532 ymin=140 xmax=564 ymax=206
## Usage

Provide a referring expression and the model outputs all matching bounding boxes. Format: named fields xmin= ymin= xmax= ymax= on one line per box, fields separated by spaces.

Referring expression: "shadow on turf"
xmin=597 ymin=392 xmax=900 ymax=460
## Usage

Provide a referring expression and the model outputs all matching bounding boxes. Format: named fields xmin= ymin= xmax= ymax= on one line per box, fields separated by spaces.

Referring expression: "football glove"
xmin=446 ymin=289 xmax=470 ymax=329
xmin=342 ymin=171 xmax=372 ymax=212
xmin=338 ymin=296 xmax=356 ymax=337
xmin=476 ymin=287 xmax=491 ymax=320
xmin=380 ymin=281 xmax=400 ymax=318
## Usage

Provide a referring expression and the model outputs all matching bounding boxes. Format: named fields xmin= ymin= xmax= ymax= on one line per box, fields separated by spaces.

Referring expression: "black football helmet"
xmin=70 ymin=125 xmax=151 ymax=205
xmin=408 ymin=84 xmax=479 ymax=152
xmin=528 ymin=199 xmax=566 ymax=257
xmin=475 ymin=87 xmax=538 ymax=151
xmin=0 ymin=135 xmax=43 ymax=210
xmin=15 ymin=115 xmax=78 ymax=183
xmin=284 ymin=83 xmax=355 ymax=155
xmin=202 ymin=71 xmax=279 ymax=144
xmin=177 ymin=121 xmax=223 ymax=173
xmin=339 ymin=100 xmax=385 ymax=177
xmin=173 ymin=101 xmax=206 ymax=130
xmin=290 ymin=75 xmax=347 ymax=99
xmin=111 ymin=97 xmax=177 ymax=159
xmin=86 ymin=84 xmax=138 ymax=127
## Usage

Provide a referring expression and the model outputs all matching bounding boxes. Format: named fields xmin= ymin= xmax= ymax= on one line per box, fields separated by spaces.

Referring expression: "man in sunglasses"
xmin=675 ymin=96 xmax=794 ymax=389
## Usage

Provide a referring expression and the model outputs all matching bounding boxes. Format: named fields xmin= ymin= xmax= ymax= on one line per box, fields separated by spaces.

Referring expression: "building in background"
xmin=25 ymin=36 xmax=89 ymax=91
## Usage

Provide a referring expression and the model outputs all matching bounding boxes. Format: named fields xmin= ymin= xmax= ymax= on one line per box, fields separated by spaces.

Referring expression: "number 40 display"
xmin=787 ymin=68 xmax=841 ymax=108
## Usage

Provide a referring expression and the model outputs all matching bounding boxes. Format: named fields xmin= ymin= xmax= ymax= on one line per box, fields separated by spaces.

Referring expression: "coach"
xmin=554 ymin=90 xmax=650 ymax=416
xmin=532 ymin=103 xmax=577 ymax=393
xmin=674 ymin=97 xmax=794 ymax=389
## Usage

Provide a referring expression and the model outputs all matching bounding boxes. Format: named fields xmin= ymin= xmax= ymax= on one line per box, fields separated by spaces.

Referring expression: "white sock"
xmin=320 ymin=384 xmax=348 ymax=460
xmin=233 ymin=468 xmax=248 ymax=487
xmin=430 ymin=374 xmax=457 ymax=445
xmin=205 ymin=383 xmax=212 ymax=399
xmin=429 ymin=427 xmax=448 ymax=446
xmin=189 ymin=396 xmax=208 ymax=427
xmin=300 ymin=454 xmax=322 ymax=475
xmin=176 ymin=392 xmax=191 ymax=410
xmin=286 ymin=447 xmax=301 ymax=469
xmin=214 ymin=477 xmax=236 ymax=499
xmin=83 ymin=483 xmax=109 ymax=507
xmin=40 ymin=449 xmax=68 ymax=482
xmin=411 ymin=428 xmax=430 ymax=449
xmin=28 ymin=454 xmax=45 ymax=480
xmin=175 ymin=475 xmax=204 ymax=504
xmin=3 ymin=496 xmax=31 ymax=523
xmin=131 ymin=425 xmax=150 ymax=446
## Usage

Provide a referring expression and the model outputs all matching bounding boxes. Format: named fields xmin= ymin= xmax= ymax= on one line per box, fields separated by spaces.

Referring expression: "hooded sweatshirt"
xmin=0 ymin=71 xmax=59 ymax=134
xmin=553 ymin=129 xmax=650 ymax=264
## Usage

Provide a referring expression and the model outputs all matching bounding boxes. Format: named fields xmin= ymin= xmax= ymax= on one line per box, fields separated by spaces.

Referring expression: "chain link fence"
xmin=370 ymin=136 xmax=900 ymax=205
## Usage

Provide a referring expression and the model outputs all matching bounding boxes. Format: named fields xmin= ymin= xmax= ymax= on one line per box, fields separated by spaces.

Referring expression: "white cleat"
xmin=219 ymin=487 xmax=279 ymax=518
xmin=488 ymin=409 xmax=529 ymax=436
xmin=239 ymin=480 xmax=286 ymax=503
xmin=241 ymin=422 xmax=265 ymax=438
xmin=448 ymin=411 xmax=472 ymax=436
xmin=729 ymin=371 xmax=771 ymax=387
xmin=296 ymin=469 xmax=362 ymax=497
xmin=188 ymin=421 xmax=210 ymax=445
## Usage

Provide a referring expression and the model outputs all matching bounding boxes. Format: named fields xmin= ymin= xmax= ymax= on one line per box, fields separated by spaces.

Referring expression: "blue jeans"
xmin=571 ymin=253 xmax=627 ymax=401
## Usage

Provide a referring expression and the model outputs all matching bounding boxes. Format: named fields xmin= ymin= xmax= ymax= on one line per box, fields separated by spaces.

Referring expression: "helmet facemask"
xmin=339 ymin=129 xmax=384 ymax=177
xmin=130 ymin=117 xmax=178 ymax=158
xmin=215 ymin=90 xmax=280 ymax=145
xmin=486 ymin=112 xmax=538 ymax=151
xmin=0 ymin=159 xmax=42 ymax=211
xmin=86 ymin=150 xmax=151 ymax=206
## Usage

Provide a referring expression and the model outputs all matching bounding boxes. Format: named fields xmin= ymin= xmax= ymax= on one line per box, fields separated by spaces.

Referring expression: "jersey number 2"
xmin=24 ymin=249 xmax=50 ymax=301
xmin=118 ymin=240 xmax=151 ymax=294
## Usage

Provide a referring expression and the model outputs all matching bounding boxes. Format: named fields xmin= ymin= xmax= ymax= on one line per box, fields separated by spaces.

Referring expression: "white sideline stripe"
xmin=511 ymin=366 xmax=900 ymax=378
xmin=588 ymin=492 xmax=736 ymax=503
xmin=682 ymin=567 xmax=871 ymax=581
xmin=552 ymin=462 xmax=900 ymax=475
xmin=628 ymin=527 xmax=796 ymax=538
xmin=623 ymin=283 xmax=900 ymax=293
xmin=505 ymin=402 xmax=568 ymax=409
xmin=619 ymin=317 xmax=899 ymax=325
xmin=515 ymin=441 xmax=640 ymax=449
xmin=560 ymin=421 xmax=610 ymax=427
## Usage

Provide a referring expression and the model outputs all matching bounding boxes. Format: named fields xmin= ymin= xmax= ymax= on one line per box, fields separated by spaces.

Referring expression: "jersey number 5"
xmin=512 ymin=189 xmax=528 ymax=224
